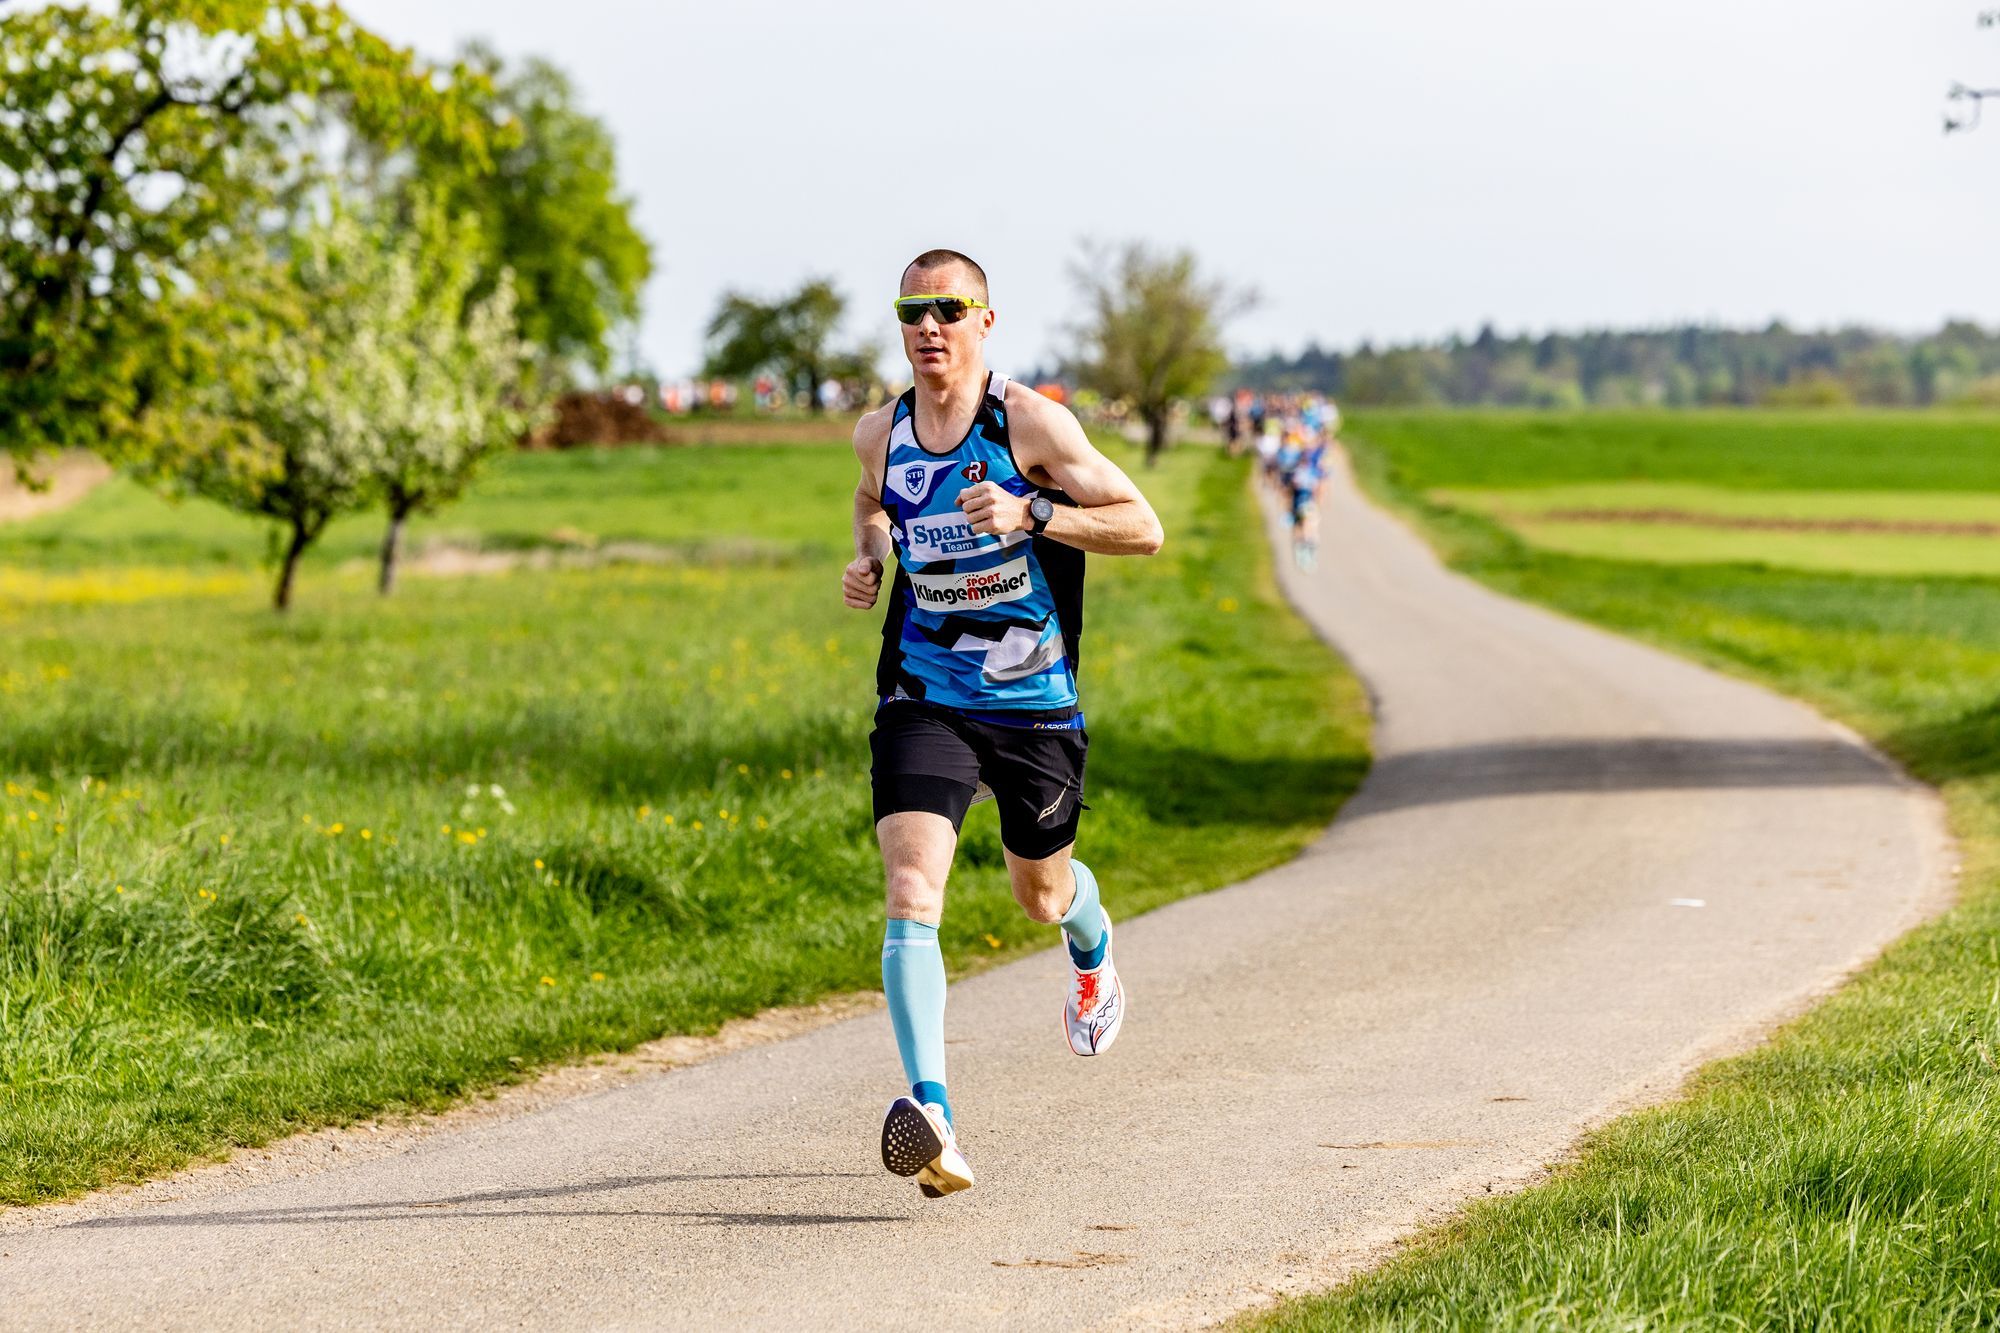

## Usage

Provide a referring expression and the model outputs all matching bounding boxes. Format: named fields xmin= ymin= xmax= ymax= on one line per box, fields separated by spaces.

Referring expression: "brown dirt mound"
xmin=521 ymin=392 xmax=671 ymax=448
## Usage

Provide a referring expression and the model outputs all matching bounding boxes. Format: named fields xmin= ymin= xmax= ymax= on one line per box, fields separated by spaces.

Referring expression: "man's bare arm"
xmin=844 ymin=407 xmax=894 ymax=609
xmin=955 ymin=386 xmax=1164 ymax=556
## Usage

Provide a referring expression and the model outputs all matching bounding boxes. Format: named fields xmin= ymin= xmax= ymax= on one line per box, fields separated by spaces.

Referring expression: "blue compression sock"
xmin=1057 ymin=860 xmax=1107 ymax=969
xmin=882 ymin=918 xmax=951 ymax=1126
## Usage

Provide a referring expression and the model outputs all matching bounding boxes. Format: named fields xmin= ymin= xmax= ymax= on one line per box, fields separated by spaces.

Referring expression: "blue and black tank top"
xmin=875 ymin=372 xmax=1084 ymax=722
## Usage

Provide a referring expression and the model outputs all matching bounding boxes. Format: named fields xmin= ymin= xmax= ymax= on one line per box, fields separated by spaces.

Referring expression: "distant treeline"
xmin=1230 ymin=322 xmax=2000 ymax=409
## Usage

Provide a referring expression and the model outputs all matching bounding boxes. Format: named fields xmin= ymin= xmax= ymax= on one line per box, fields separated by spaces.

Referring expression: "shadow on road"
xmin=63 ymin=1172 xmax=904 ymax=1231
xmin=1343 ymin=736 xmax=1897 ymax=817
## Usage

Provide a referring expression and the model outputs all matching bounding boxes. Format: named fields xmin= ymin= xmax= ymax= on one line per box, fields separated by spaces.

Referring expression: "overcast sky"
xmin=341 ymin=0 xmax=1999 ymax=378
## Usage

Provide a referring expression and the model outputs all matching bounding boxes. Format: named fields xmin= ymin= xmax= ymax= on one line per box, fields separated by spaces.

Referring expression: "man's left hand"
xmin=958 ymin=481 xmax=1031 ymax=537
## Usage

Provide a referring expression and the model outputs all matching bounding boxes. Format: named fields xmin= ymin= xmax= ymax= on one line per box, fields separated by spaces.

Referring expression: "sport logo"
xmin=905 ymin=515 xmax=993 ymax=563
xmin=887 ymin=458 xmax=957 ymax=505
xmin=909 ymin=555 xmax=1034 ymax=610
xmin=962 ymin=460 xmax=987 ymax=483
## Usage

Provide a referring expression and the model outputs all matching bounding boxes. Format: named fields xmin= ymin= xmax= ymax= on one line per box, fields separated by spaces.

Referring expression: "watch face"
xmin=1031 ymin=497 xmax=1055 ymax=524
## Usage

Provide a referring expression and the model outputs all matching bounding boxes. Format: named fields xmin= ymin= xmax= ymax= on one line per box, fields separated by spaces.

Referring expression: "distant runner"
xmin=1287 ymin=438 xmax=1328 ymax=570
xmin=844 ymin=249 xmax=1165 ymax=1198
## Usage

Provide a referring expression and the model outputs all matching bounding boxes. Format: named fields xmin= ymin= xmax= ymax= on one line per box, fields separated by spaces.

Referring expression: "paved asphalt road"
xmin=1 ymin=449 xmax=1952 ymax=1330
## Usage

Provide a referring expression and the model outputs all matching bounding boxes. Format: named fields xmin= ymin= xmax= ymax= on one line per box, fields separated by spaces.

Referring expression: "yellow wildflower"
xmin=534 ymin=858 xmax=545 ymax=870
xmin=736 ymin=764 xmax=749 ymax=775
xmin=539 ymin=975 xmax=556 ymax=987
xmin=692 ymin=820 xmax=704 ymax=831
xmin=458 ymin=831 xmax=478 ymax=845
xmin=327 ymin=822 xmax=344 ymax=835
xmin=219 ymin=834 xmax=230 ymax=846
xmin=984 ymin=933 xmax=1003 ymax=949
xmin=590 ymin=971 xmax=606 ymax=982
xmin=360 ymin=829 xmax=372 ymax=840
xmin=780 ymin=769 xmax=793 ymax=780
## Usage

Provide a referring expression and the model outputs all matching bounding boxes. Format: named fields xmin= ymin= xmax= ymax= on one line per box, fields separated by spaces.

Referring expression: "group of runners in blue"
xmin=1249 ymin=393 xmax=1339 ymax=570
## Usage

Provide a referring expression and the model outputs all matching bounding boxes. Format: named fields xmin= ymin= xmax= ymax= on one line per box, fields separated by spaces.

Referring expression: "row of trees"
xmin=1234 ymin=322 xmax=2000 ymax=409
xmin=2 ymin=2 xmax=651 ymax=607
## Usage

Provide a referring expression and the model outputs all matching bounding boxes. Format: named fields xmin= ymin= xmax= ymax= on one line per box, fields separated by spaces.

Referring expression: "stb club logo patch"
xmin=962 ymin=460 xmax=988 ymax=483
xmin=903 ymin=464 xmax=930 ymax=496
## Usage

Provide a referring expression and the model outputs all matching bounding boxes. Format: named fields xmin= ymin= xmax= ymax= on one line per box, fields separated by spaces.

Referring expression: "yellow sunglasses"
xmin=892 ymin=294 xmax=989 ymax=325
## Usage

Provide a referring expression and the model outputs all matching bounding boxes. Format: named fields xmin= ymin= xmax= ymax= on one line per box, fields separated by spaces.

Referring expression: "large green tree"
xmin=1065 ymin=243 xmax=1249 ymax=466
xmin=0 ymin=1 xmax=491 ymax=474
xmin=390 ymin=43 xmax=654 ymax=385
xmin=702 ymin=279 xmax=874 ymax=413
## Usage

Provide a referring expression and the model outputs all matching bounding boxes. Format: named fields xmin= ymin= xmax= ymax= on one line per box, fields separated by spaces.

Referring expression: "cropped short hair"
xmin=901 ymin=249 xmax=988 ymax=303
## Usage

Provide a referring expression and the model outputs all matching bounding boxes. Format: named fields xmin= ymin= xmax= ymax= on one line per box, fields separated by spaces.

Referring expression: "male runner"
xmin=843 ymin=249 xmax=1164 ymax=1199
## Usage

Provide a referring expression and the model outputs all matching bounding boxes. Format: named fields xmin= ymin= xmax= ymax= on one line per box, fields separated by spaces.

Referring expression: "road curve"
xmin=0 ymin=449 xmax=1953 ymax=1330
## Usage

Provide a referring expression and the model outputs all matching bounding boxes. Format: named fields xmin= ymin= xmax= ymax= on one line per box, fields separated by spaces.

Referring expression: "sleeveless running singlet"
xmin=875 ymin=372 xmax=1084 ymax=719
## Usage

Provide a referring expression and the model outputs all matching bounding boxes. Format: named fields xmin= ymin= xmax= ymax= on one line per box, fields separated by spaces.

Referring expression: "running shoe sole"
xmin=880 ymin=1097 xmax=944 ymax=1178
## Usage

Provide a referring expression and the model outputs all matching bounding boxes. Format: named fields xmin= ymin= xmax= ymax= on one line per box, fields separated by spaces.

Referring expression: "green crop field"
xmin=1261 ymin=412 xmax=2000 ymax=1329
xmin=1351 ymin=410 xmax=2000 ymax=492
xmin=1436 ymin=482 xmax=2000 ymax=577
xmin=0 ymin=439 xmax=1368 ymax=1207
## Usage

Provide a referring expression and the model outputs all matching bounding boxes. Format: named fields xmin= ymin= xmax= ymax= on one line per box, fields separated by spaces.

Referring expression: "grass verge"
xmin=0 ymin=440 xmax=1367 ymax=1207
xmin=1257 ymin=416 xmax=2000 ymax=1328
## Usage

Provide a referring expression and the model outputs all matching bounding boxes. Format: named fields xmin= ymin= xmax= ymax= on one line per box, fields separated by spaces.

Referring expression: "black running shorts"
xmin=869 ymin=702 xmax=1088 ymax=861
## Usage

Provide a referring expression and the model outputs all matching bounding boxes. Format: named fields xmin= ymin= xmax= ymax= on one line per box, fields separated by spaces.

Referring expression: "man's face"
xmin=899 ymin=264 xmax=993 ymax=378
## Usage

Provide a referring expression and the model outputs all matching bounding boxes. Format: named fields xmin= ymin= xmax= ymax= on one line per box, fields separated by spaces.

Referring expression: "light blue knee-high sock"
xmin=882 ymin=918 xmax=951 ymax=1126
xmin=1057 ymin=859 xmax=1107 ymax=968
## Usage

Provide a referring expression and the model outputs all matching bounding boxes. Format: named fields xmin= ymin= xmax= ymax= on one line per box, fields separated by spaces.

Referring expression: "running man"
xmin=843 ymin=249 xmax=1165 ymax=1199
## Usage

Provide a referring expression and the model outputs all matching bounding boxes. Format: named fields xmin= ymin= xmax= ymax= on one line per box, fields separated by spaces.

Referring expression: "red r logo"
xmin=962 ymin=461 xmax=987 ymax=483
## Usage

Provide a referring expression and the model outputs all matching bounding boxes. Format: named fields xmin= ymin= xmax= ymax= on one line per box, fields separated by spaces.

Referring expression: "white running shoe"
xmin=1063 ymin=912 xmax=1126 ymax=1056
xmin=880 ymin=1096 xmax=973 ymax=1198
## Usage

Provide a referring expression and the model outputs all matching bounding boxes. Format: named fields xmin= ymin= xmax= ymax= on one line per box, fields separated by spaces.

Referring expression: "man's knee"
xmin=886 ymin=864 xmax=944 ymax=921
xmin=1007 ymin=852 xmax=1073 ymax=924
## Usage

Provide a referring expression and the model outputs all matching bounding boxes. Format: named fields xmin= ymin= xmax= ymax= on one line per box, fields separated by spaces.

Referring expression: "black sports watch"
xmin=1028 ymin=495 xmax=1055 ymax=535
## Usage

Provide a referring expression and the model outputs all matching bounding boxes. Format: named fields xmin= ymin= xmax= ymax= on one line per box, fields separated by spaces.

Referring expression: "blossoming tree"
xmin=155 ymin=200 xmax=533 ymax=610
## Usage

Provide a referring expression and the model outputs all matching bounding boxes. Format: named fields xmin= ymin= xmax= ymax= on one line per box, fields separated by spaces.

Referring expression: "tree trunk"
xmin=805 ymin=359 xmax=823 ymax=413
xmin=1144 ymin=411 xmax=1170 ymax=468
xmin=378 ymin=499 xmax=412 ymax=596
xmin=273 ymin=518 xmax=313 ymax=613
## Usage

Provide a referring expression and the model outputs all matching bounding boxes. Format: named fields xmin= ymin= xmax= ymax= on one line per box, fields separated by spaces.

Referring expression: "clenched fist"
xmin=957 ymin=481 xmax=1031 ymax=537
xmin=843 ymin=555 xmax=884 ymax=609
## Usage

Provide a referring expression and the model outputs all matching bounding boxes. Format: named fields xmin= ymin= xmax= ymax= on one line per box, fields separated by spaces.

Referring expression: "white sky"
xmin=340 ymin=0 xmax=2000 ymax=377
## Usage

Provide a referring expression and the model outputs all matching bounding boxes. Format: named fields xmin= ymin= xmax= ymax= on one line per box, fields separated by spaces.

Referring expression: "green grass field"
xmin=1262 ymin=412 xmax=2000 ymax=1329
xmin=1436 ymin=482 xmax=2000 ymax=577
xmin=0 ymin=439 xmax=1368 ymax=1207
